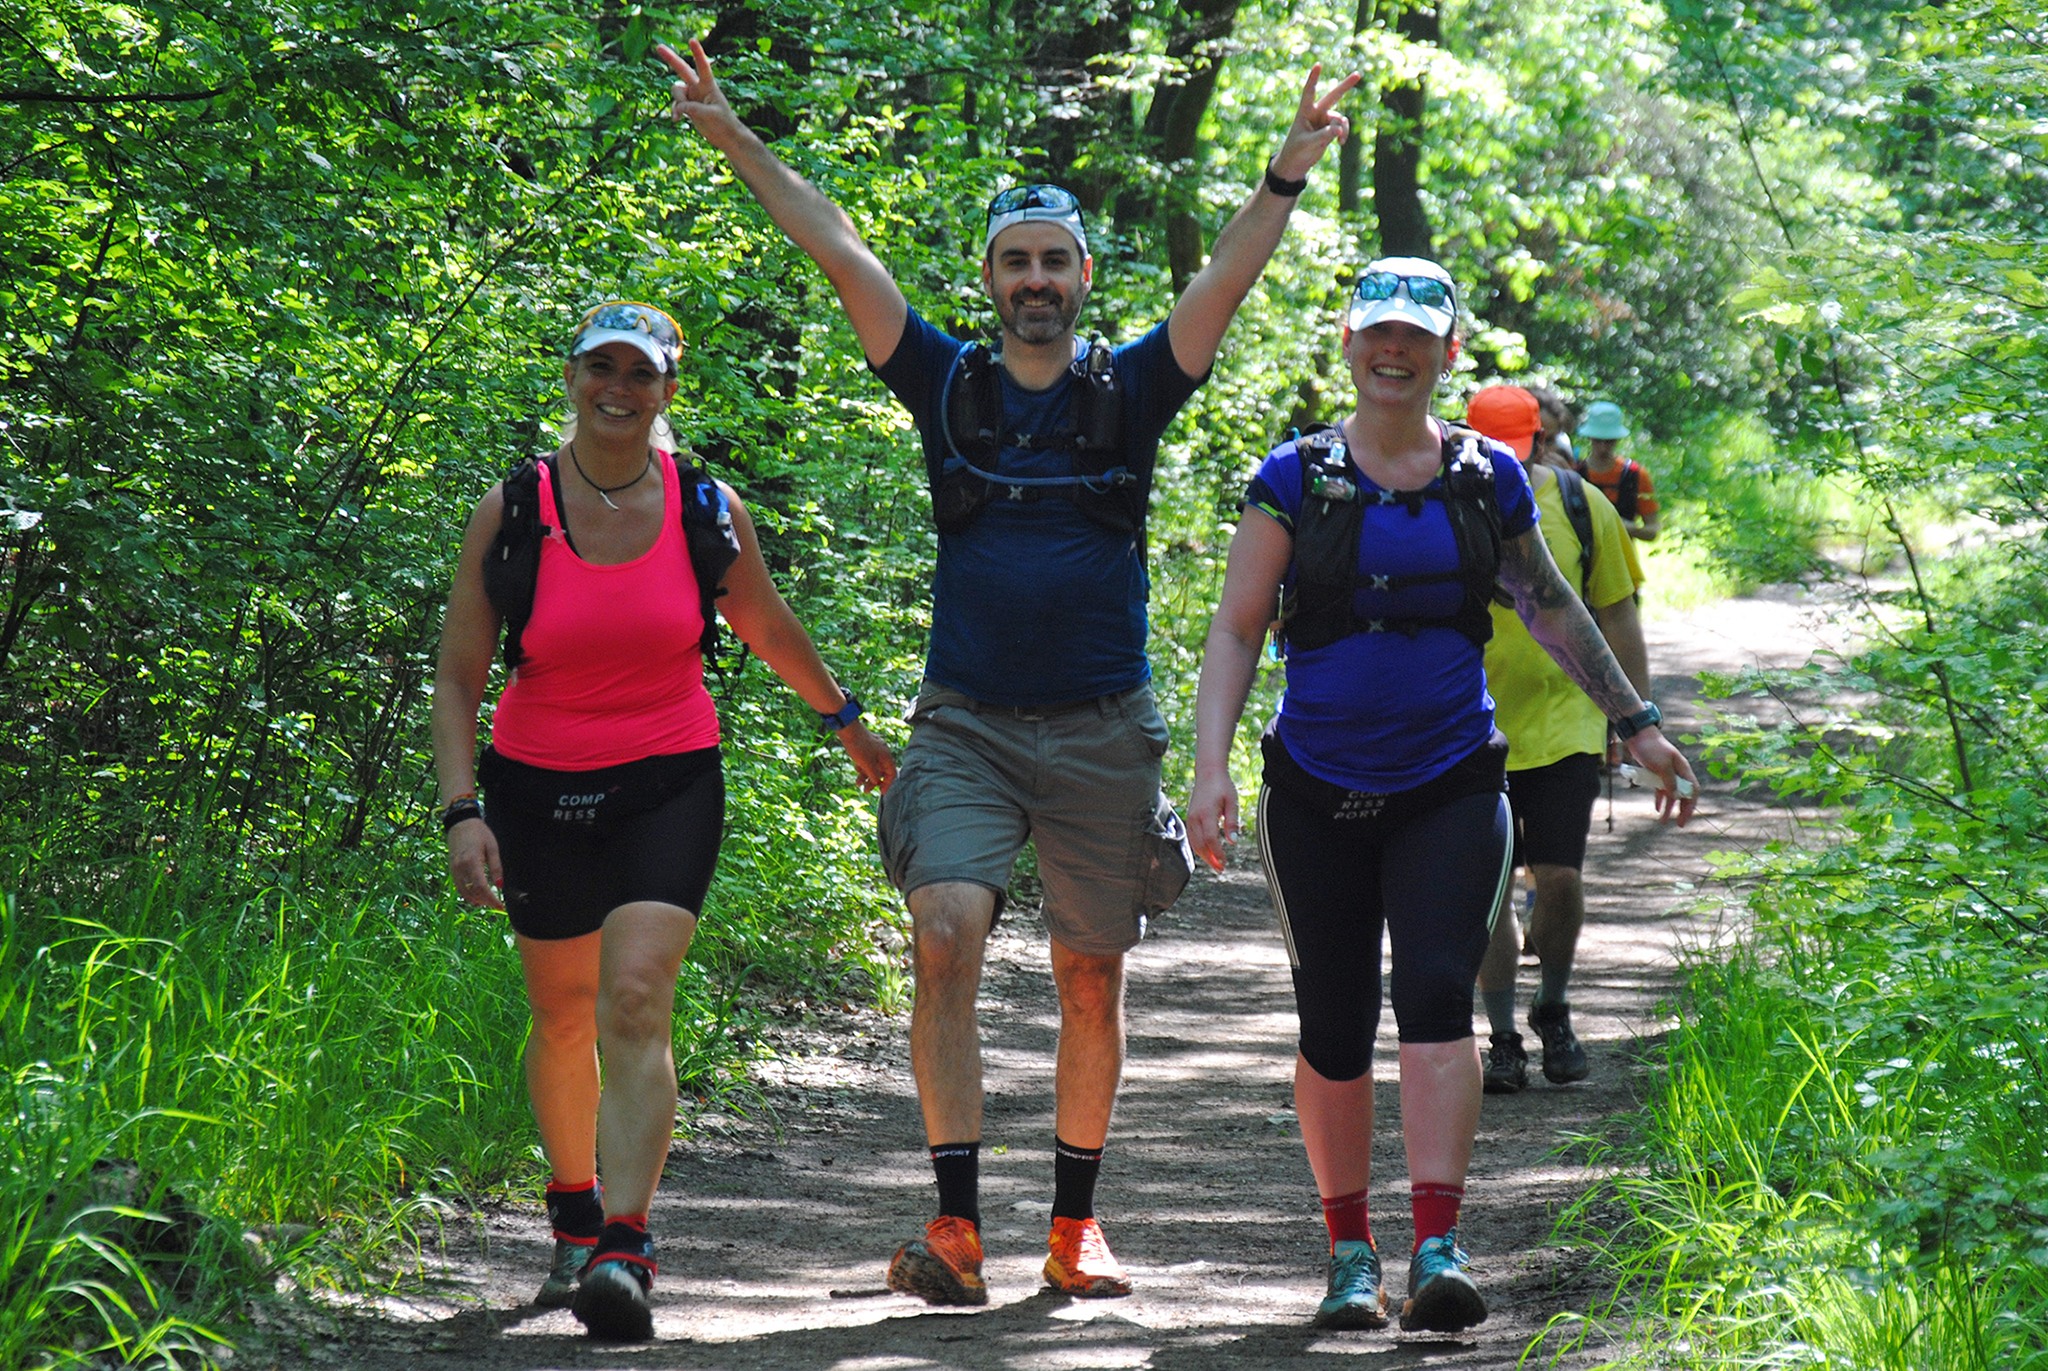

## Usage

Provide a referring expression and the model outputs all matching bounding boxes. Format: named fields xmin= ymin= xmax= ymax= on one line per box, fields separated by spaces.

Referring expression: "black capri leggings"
xmin=1255 ymin=736 xmax=1512 ymax=1079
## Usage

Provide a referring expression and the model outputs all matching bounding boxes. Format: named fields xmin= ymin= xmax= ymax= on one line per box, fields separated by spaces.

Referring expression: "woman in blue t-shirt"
xmin=1187 ymin=258 xmax=1695 ymax=1336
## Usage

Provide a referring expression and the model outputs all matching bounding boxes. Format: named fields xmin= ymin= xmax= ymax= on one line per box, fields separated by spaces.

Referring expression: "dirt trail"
xmin=293 ymin=586 xmax=1844 ymax=1370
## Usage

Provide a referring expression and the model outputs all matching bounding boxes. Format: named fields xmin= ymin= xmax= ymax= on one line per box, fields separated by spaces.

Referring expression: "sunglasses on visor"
xmin=1351 ymin=272 xmax=1455 ymax=310
xmin=986 ymin=184 xmax=1084 ymax=222
xmin=571 ymin=301 xmax=684 ymax=351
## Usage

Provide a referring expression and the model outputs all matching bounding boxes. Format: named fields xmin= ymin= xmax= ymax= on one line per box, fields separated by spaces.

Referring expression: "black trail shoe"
xmin=1483 ymin=1031 xmax=1529 ymax=1095
xmin=1528 ymin=1000 xmax=1589 ymax=1084
xmin=572 ymin=1220 xmax=655 ymax=1341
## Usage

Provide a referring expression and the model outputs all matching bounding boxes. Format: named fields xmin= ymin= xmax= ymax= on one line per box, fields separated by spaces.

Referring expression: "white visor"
xmin=571 ymin=328 xmax=675 ymax=374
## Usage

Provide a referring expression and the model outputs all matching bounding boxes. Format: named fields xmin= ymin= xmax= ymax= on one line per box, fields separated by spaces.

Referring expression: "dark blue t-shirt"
xmin=1245 ymin=427 xmax=1537 ymax=791
xmin=873 ymin=308 xmax=1205 ymax=706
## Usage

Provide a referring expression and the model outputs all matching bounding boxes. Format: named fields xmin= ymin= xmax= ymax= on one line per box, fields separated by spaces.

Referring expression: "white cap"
xmin=1345 ymin=256 xmax=1458 ymax=337
xmin=983 ymin=186 xmax=1089 ymax=259
xmin=571 ymin=328 xmax=673 ymax=373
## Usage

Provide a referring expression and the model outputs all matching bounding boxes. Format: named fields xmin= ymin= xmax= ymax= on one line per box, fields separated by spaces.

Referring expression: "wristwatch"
xmin=818 ymin=690 xmax=864 ymax=732
xmin=1611 ymin=702 xmax=1663 ymax=740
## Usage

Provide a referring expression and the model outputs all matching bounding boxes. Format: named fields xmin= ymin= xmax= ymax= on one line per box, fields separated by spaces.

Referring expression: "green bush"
xmin=1565 ymin=542 xmax=2048 ymax=1371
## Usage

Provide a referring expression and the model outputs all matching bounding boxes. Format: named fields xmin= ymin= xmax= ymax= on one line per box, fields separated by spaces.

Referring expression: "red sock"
xmin=1319 ymin=1189 xmax=1373 ymax=1249
xmin=1410 ymin=1182 xmax=1464 ymax=1249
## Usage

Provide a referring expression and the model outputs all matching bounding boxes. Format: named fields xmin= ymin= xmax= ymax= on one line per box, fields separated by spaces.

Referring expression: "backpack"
xmin=1577 ymin=458 xmax=1643 ymax=521
xmin=1550 ymin=464 xmax=1596 ymax=600
xmin=481 ymin=452 xmax=742 ymax=671
xmin=931 ymin=337 xmax=1138 ymax=534
xmin=1278 ymin=423 xmax=1503 ymax=653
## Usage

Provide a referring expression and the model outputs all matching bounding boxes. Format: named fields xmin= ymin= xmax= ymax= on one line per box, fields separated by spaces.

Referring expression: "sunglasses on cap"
xmin=986 ymin=184 xmax=1084 ymax=222
xmin=571 ymin=301 xmax=684 ymax=354
xmin=1351 ymin=272 xmax=1455 ymax=310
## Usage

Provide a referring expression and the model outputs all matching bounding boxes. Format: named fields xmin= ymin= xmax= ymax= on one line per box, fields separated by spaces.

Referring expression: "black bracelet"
xmin=440 ymin=797 xmax=483 ymax=832
xmin=1264 ymin=159 xmax=1308 ymax=198
xmin=818 ymin=690 xmax=864 ymax=732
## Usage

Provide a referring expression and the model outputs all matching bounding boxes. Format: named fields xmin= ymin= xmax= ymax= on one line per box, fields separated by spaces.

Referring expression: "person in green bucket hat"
xmin=1575 ymin=401 xmax=1659 ymax=542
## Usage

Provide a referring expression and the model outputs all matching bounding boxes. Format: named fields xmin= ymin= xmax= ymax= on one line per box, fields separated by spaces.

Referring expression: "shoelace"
xmin=1332 ymin=1246 xmax=1377 ymax=1289
xmin=1074 ymin=1223 xmax=1115 ymax=1267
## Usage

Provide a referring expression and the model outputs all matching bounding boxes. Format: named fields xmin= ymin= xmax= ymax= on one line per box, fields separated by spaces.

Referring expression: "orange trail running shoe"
xmin=887 ymin=1215 xmax=989 ymax=1306
xmin=1043 ymin=1216 xmax=1132 ymax=1298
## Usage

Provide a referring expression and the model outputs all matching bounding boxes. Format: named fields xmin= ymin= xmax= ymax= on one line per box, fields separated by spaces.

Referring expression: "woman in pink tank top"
xmin=429 ymin=301 xmax=895 ymax=1340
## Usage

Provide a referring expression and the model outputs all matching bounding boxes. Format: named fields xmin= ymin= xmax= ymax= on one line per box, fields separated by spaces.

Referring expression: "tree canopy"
xmin=3 ymin=0 xmax=2044 ymax=1364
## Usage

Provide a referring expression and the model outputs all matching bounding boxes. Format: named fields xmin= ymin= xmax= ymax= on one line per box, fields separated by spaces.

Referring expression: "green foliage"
xmin=3 ymin=0 xmax=2043 ymax=1363
xmin=1566 ymin=538 xmax=2048 ymax=1367
xmin=1644 ymin=411 xmax=1839 ymax=597
xmin=0 ymin=846 xmax=530 ymax=1361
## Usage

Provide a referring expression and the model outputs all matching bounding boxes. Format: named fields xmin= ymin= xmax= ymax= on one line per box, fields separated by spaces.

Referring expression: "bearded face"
xmin=983 ymin=222 xmax=1090 ymax=348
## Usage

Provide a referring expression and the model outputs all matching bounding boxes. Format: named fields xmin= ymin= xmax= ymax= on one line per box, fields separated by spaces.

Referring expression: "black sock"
xmin=1052 ymin=1137 xmax=1105 ymax=1221
xmin=930 ymin=1141 xmax=980 ymax=1226
xmin=589 ymin=1215 xmax=656 ymax=1287
xmin=545 ymin=1178 xmax=604 ymax=1241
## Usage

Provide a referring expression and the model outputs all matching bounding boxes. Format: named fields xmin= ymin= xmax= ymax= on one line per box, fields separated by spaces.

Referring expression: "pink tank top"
xmin=490 ymin=451 xmax=721 ymax=768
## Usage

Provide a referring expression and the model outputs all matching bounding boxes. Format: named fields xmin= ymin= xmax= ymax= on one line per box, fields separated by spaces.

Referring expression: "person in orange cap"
xmin=1461 ymin=385 xmax=1651 ymax=1092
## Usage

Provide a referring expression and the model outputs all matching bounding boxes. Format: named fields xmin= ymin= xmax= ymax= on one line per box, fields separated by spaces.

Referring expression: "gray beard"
xmin=999 ymin=296 xmax=1081 ymax=347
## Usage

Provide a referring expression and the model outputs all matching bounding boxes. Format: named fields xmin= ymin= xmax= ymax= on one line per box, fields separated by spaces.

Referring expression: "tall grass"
xmin=1560 ymin=540 xmax=2048 ymax=1371
xmin=0 ymin=847 xmax=531 ymax=1363
xmin=0 ymin=715 xmax=904 ymax=1365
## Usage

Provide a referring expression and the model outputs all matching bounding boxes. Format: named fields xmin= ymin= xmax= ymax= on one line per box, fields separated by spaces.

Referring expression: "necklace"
xmin=569 ymin=442 xmax=653 ymax=511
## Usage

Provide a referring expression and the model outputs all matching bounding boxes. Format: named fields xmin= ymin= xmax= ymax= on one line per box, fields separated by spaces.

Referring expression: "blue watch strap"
xmin=819 ymin=691 xmax=864 ymax=732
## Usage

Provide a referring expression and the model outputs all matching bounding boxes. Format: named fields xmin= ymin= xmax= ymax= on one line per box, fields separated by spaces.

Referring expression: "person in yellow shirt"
xmin=1462 ymin=386 xmax=1650 ymax=1091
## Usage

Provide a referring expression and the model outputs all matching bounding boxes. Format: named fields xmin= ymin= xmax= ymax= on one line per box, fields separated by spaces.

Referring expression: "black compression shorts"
xmin=1507 ymin=752 xmax=1602 ymax=871
xmin=480 ymin=746 xmax=724 ymax=941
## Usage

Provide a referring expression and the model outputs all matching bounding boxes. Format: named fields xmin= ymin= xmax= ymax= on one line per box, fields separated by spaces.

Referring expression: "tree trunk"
xmin=702 ymin=5 xmax=814 ymax=478
xmin=1140 ymin=0 xmax=1242 ymax=288
xmin=1017 ymin=0 xmax=1137 ymax=214
xmin=1339 ymin=0 xmax=1373 ymax=215
xmin=1372 ymin=1 xmax=1438 ymax=258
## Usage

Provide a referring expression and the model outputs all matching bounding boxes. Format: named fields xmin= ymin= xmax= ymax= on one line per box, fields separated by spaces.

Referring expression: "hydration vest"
xmin=931 ymin=338 xmax=1138 ymax=534
xmin=1278 ymin=424 xmax=1504 ymax=653
xmin=482 ymin=453 xmax=742 ymax=671
xmin=1578 ymin=458 xmax=1643 ymax=520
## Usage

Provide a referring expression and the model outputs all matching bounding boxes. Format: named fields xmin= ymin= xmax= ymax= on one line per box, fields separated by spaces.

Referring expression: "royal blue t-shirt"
xmin=874 ymin=308 xmax=1206 ymax=706
xmin=1245 ymin=427 xmax=1537 ymax=792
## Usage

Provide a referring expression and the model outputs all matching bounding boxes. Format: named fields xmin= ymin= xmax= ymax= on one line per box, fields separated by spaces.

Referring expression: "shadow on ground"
xmin=258 ymin=588 xmax=1840 ymax=1370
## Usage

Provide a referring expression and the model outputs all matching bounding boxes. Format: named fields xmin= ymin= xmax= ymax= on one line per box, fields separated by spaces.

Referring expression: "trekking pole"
xmin=1605 ymin=727 xmax=1616 ymax=832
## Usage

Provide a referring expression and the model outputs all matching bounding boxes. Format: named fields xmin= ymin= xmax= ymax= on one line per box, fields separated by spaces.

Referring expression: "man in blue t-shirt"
xmin=665 ymin=37 xmax=1358 ymax=1306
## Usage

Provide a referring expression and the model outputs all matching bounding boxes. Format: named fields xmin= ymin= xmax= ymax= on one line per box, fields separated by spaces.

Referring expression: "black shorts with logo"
xmin=478 ymin=745 xmax=723 ymax=941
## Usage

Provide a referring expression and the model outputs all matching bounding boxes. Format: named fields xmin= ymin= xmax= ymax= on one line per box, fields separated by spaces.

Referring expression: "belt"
xmin=950 ymin=684 xmax=1143 ymax=723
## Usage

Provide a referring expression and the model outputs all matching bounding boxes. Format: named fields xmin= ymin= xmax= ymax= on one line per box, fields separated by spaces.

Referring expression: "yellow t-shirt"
xmin=1486 ymin=469 xmax=1644 ymax=771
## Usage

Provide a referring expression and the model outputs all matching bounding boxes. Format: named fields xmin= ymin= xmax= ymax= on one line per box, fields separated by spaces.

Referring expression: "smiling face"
xmin=982 ymin=221 xmax=1092 ymax=347
xmin=564 ymin=342 xmax=678 ymax=441
xmin=1344 ymin=319 xmax=1456 ymax=412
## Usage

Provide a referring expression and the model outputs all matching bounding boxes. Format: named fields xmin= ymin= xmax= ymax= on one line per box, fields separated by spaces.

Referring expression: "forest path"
xmin=296 ymin=584 xmax=1844 ymax=1371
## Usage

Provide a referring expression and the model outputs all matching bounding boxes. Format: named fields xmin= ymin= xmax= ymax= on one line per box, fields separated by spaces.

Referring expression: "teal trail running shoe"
xmin=1313 ymin=1238 xmax=1389 ymax=1328
xmin=1400 ymin=1229 xmax=1486 ymax=1333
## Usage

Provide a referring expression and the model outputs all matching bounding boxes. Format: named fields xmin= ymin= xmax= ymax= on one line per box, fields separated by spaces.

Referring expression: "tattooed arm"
xmin=1498 ymin=526 xmax=1642 ymax=716
xmin=1498 ymin=526 xmax=1699 ymax=824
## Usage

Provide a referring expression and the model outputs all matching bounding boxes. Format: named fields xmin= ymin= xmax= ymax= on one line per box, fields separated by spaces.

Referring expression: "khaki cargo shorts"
xmin=877 ymin=682 xmax=1194 ymax=956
